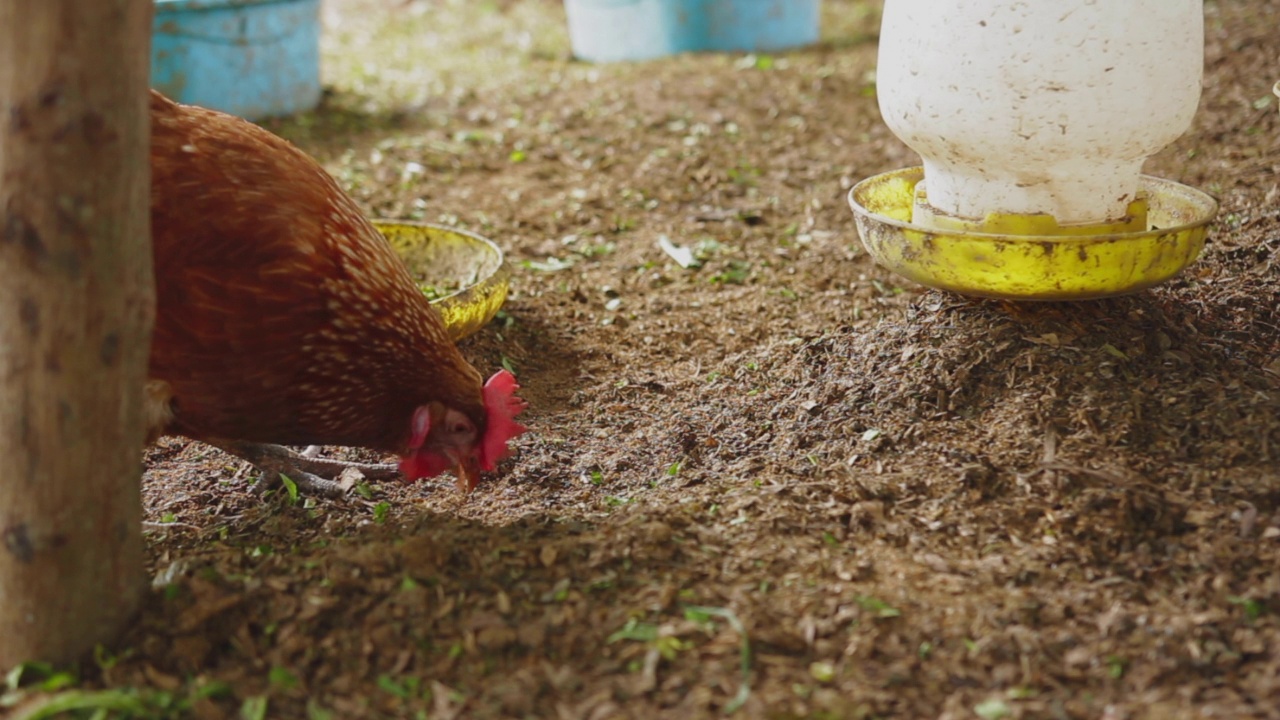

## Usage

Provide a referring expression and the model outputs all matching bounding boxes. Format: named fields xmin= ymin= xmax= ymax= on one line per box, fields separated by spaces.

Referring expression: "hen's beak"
xmin=453 ymin=454 xmax=481 ymax=493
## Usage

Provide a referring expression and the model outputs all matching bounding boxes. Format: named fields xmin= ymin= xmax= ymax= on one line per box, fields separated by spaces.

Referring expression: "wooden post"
xmin=0 ymin=0 xmax=154 ymax=667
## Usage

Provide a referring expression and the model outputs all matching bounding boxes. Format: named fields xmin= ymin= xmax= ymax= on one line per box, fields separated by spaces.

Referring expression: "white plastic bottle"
xmin=876 ymin=0 xmax=1204 ymax=228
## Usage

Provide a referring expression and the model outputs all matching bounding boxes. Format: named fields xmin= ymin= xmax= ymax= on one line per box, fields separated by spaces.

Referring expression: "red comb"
xmin=479 ymin=369 xmax=528 ymax=471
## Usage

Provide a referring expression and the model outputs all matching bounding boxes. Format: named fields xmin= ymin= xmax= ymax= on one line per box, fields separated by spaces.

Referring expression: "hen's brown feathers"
xmin=148 ymin=90 xmax=484 ymax=451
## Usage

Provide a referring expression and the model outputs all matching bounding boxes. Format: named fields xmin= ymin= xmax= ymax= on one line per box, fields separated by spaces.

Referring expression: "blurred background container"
xmin=151 ymin=0 xmax=321 ymax=120
xmin=565 ymin=0 xmax=820 ymax=63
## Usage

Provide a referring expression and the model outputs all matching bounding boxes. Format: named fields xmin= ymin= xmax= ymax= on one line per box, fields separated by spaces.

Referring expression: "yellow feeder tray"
xmin=372 ymin=220 xmax=511 ymax=341
xmin=847 ymin=167 xmax=1218 ymax=301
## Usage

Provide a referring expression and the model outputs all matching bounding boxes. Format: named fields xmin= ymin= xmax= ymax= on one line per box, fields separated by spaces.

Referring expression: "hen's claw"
xmin=206 ymin=440 xmax=399 ymax=497
xmin=285 ymin=451 xmax=400 ymax=481
xmin=266 ymin=468 xmax=346 ymax=498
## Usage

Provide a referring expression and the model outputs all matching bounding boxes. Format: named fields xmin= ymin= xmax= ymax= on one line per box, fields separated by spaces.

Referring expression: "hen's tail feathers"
xmin=479 ymin=369 xmax=528 ymax=471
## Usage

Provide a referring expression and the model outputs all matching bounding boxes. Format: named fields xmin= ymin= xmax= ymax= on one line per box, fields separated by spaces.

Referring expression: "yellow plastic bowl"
xmin=848 ymin=167 xmax=1218 ymax=300
xmin=372 ymin=220 xmax=510 ymax=340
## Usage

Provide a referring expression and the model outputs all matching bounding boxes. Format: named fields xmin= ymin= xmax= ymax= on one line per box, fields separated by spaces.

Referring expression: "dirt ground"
xmin=9 ymin=0 xmax=1280 ymax=718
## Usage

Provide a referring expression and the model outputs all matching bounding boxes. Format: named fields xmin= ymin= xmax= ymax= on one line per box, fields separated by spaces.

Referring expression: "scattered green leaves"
xmin=550 ymin=581 xmax=571 ymax=602
xmin=377 ymin=674 xmax=423 ymax=700
xmin=974 ymin=698 xmax=1011 ymax=720
xmin=1105 ymin=654 xmax=1128 ymax=679
xmin=93 ymin=645 xmax=130 ymax=673
xmin=726 ymin=161 xmax=761 ymax=187
xmin=736 ymin=53 xmax=775 ymax=71
xmin=574 ymin=241 xmax=616 ymax=258
xmin=607 ymin=618 xmax=659 ymax=644
xmin=709 ymin=260 xmax=752 ymax=285
xmin=452 ymin=129 xmax=490 ymax=144
xmin=808 ymin=661 xmax=835 ymax=683
xmin=419 ymin=283 xmax=457 ymax=302
xmin=307 ymin=699 xmax=336 ymax=720
xmin=1228 ymin=595 xmax=1267 ymax=621
xmin=683 ymin=606 xmax=751 ymax=714
xmin=654 ymin=635 xmax=691 ymax=661
xmin=241 ymin=694 xmax=268 ymax=720
xmin=855 ymin=595 xmax=901 ymax=618
xmin=1101 ymin=343 xmax=1129 ymax=360
xmin=1006 ymin=686 xmax=1038 ymax=700
xmin=194 ymin=680 xmax=231 ymax=701
xmin=268 ymin=666 xmax=298 ymax=692
xmin=4 ymin=689 xmax=176 ymax=719
xmin=279 ymin=474 xmax=299 ymax=505
xmin=6 ymin=662 xmax=77 ymax=694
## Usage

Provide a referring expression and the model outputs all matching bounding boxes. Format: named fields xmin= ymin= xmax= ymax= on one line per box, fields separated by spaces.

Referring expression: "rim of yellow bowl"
xmin=371 ymin=219 xmax=511 ymax=340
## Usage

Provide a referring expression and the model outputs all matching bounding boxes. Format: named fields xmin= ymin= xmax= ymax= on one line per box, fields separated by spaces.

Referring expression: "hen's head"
xmin=398 ymin=370 xmax=528 ymax=492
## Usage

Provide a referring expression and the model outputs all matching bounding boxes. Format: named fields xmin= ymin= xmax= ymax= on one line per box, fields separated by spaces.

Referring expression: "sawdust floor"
xmin=32 ymin=0 xmax=1280 ymax=718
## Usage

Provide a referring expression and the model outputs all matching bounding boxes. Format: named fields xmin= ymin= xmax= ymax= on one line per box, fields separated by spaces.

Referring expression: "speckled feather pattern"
xmin=147 ymin=90 xmax=485 ymax=451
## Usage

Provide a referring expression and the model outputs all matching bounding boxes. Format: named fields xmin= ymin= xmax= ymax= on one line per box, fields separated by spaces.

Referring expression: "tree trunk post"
xmin=0 ymin=0 xmax=154 ymax=667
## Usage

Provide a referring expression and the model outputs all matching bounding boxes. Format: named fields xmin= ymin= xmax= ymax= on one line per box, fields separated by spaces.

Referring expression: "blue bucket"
xmin=151 ymin=0 xmax=321 ymax=120
xmin=564 ymin=0 xmax=820 ymax=63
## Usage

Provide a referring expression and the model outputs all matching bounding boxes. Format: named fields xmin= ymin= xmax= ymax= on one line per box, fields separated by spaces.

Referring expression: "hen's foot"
xmin=207 ymin=440 xmax=400 ymax=497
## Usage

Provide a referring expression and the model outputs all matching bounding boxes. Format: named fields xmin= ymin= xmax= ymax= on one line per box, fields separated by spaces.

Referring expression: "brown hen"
xmin=145 ymin=90 xmax=525 ymax=495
